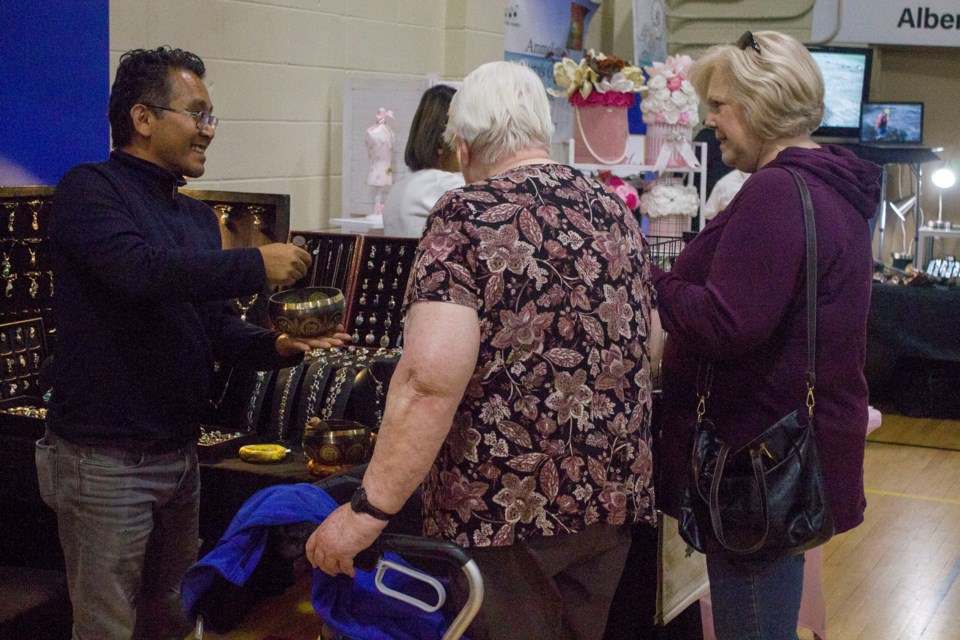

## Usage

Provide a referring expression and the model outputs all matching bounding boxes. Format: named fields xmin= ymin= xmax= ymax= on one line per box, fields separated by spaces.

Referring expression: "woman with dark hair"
xmin=383 ymin=84 xmax=463 ymax=237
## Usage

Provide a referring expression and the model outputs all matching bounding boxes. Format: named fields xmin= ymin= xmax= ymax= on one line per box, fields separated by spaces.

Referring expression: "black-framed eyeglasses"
xmin=143 ymin=104 xmax=219 ymax=131
xmin=737 ymin=31 xmax=762 ymax=55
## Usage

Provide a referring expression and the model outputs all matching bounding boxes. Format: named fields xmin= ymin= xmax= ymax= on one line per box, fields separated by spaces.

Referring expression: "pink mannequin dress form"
xmin=365 ymin=108 xmax=395 ymax=221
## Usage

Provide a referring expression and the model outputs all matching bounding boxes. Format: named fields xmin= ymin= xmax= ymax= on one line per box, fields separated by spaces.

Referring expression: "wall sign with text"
xmin=813 ymin=0 xmax=960 ymax=47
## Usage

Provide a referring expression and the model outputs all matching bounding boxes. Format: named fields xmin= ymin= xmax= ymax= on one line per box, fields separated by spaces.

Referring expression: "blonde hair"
xmin=443 ymin=61 xmax=554 ymax=166
xmin=689 ymin=31 xmax=824 ymax=140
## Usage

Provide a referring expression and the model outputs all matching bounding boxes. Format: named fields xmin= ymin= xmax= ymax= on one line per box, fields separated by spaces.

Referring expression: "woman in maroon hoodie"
xmin=652 ymin=31 xmax=881 ymax=638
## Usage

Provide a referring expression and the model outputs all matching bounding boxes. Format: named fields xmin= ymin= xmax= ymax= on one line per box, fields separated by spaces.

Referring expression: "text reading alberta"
xmin=898 ymin=7 xmax=960 ymax=29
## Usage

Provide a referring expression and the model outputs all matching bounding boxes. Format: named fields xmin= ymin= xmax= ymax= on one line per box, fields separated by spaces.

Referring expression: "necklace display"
xmin=243 ymin=370 xmax=275 ymax=433
xmin=294 ymin=356 xmax=334 ymax=437
xmin=290 ymin=234 xmax=360 ymax=292
xmin=214 ymin=204 xmax=232 ymax=228
xmin=234 ymin=293 xmax=258 ymax=321
xmin=319 ymin=365 xmax=355 ymax=421
xmin=26 ymin=200 xmax=42 ymax=231
xmin=272 ymin=362 xmax=306 ymax=440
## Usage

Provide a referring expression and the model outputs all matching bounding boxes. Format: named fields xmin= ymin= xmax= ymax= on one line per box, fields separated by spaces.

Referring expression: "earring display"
xmin=0 ymin=317 xmax=48 ymax=405
xmin=346 ymin=236 xmax=417 ymax=349
xmin=27 ymin=199 xmax=43 ymax=232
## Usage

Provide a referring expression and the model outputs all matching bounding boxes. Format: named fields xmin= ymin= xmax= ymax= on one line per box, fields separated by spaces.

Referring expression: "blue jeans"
xmin=35 ymin=428 xmax=199 ymax=640
xmin=706 ymin=550 xmax=805 ymax=640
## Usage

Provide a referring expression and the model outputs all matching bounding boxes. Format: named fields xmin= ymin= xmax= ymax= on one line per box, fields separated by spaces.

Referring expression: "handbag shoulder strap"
xmin=697 ymin=167 xmax=818 ymax=418
xmin=784 ymin=167 xmax=817 ymax=417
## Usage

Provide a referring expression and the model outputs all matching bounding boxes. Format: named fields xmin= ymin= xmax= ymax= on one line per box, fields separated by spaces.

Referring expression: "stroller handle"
xmin=379 ymin=533 xmax=472 ymax=567
xmin=366 ymin=534 xmax=484 ymax=640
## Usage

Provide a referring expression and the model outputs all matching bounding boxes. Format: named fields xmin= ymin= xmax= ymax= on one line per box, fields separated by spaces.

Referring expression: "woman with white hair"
xmin=306 ymin=60 xmax=656 ymax=639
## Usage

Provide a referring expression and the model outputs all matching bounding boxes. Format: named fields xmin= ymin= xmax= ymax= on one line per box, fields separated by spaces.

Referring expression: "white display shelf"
xmin=917 ymin=224 xmax=960 ymax=266
xmin=566 ymin=138 xmax=709 ymax=232
xmin=329 ymin=215 xmax=384 ymax=236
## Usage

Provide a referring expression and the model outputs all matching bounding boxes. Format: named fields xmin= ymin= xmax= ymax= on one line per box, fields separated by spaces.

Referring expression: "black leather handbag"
xmin=678 ymin=168 xmax=835 ymax=556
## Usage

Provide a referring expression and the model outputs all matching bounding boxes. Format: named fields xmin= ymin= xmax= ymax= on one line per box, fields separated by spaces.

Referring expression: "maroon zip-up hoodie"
xmin=652 ymin=144 xmax=882 ymax=534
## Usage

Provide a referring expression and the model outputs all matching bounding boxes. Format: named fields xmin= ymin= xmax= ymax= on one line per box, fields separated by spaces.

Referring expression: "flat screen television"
xmin=806 ymin=45 xmax=873 ymax=141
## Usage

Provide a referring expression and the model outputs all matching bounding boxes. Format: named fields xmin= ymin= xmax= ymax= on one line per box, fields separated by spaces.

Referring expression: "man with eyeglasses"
xmin=35 ymin=46 xmax=349 ymax=639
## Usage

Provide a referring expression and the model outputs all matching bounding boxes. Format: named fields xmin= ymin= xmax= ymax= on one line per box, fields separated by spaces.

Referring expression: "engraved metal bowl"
xmin=267 ymin=286 xmax=345 ymax=339
xmin=302 ymin=418 xmax=373 ymax=468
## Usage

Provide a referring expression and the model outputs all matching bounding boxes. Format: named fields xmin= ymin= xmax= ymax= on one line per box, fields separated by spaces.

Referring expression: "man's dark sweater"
xmin=48 ymin=151 xmax=295 ymax=451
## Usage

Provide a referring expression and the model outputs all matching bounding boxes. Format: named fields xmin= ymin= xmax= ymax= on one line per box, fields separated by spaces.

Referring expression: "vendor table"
xmin=199 ymin=450 xmax=314 ymax=547
xmin=866 ymin=283 xmax=960 ymax=417
xmin=198 ymin=449 xmax=424 ymax=550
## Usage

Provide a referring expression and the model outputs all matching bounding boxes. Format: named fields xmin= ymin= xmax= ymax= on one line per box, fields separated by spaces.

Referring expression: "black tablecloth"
xmin=867 ymin=283 xmax=960 ymax=361
xmin=866 ymin=283 xmax=960 ymax=417
xmin=198 ymin=448 xmax=318 ymax=546
xmin=199 ymin=450 xmax=424 ymax=548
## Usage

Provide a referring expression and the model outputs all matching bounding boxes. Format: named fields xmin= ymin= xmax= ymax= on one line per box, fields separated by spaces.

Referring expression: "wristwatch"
xmin=350 ymin=486 xmax=393 ymax=521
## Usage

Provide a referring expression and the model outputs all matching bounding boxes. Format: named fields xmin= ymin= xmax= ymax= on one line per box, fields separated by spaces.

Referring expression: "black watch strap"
xmin=350 ymin=486 xmax=392 ymax=521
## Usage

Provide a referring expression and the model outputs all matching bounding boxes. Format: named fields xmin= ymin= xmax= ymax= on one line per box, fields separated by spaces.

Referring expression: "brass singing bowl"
xmin=302 ymin=419 xmax=374 ymax=467
xmin=268 ymin=286 xmax=345 ymax=338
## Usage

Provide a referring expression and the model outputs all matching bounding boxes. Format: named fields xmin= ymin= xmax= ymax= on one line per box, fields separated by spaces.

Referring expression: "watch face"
xmin=350 ymin=488 xmax=364 ymax=511
xmin=351 ymin=487 xmax=390 ymax=520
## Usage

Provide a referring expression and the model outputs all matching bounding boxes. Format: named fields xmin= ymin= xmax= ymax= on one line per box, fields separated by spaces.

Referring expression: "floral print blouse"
xmin=407 ymin=163 xmax=655 ymax=547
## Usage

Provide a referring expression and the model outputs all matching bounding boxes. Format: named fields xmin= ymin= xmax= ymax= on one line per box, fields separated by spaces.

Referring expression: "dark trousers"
xmin=456 ymin=524 xmax=632 ymax=640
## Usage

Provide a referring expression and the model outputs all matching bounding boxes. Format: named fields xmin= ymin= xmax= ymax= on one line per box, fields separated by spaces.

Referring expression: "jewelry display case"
xmin=0 ymin=187 xmax=56 ymax=349
xmin=182 ymin=190 xmax=291 ymax=459
xmin=256 ymin=346 xmax=401 ymax=447
xmin=0 ymin=186 xmax=410 ymax=466
xmin=288 ymin=231 xmax=419 ymax=349
xmin=0 ymin=187 xmax=296 ymax=452
xmin=184 ymin=188 xmax=292 ymax=328
xmin=0 ymin=318 xmax=49 ymax=435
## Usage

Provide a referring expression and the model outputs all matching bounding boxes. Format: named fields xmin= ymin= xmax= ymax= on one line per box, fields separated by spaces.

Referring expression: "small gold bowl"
xmin=302 ymin=419 xmax=373 ymax=469
xmin=268 ymin=286 xmax=345 ymax=339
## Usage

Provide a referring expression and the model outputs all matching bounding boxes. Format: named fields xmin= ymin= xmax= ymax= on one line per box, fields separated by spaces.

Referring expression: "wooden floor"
xmin=190 ymin=413 xmax=960 ymax=640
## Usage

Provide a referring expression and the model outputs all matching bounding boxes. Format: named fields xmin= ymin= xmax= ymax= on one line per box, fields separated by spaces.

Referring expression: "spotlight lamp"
xmin=931 ymin=166 xmax=956 ymax=190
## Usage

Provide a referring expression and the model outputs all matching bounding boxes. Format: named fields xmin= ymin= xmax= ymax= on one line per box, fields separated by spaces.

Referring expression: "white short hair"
xmin=444 ymin=61 xmax=555 ymax=166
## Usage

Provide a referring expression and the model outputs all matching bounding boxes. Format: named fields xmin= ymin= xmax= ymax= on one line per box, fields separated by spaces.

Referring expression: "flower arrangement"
xmin=639 ymin=55 xmax=699 ymax=126
xmin=639 ymin=181 xmax=699 ymax=218
xmin=549 ymin=49 xmax=645 ymax=108
xmin=597 ymin=171 xmax=639 ymax=211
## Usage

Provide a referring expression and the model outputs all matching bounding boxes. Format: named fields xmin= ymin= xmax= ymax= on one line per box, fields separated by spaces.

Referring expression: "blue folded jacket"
xmin=181 ymin=483 xmax=450 ymax=640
